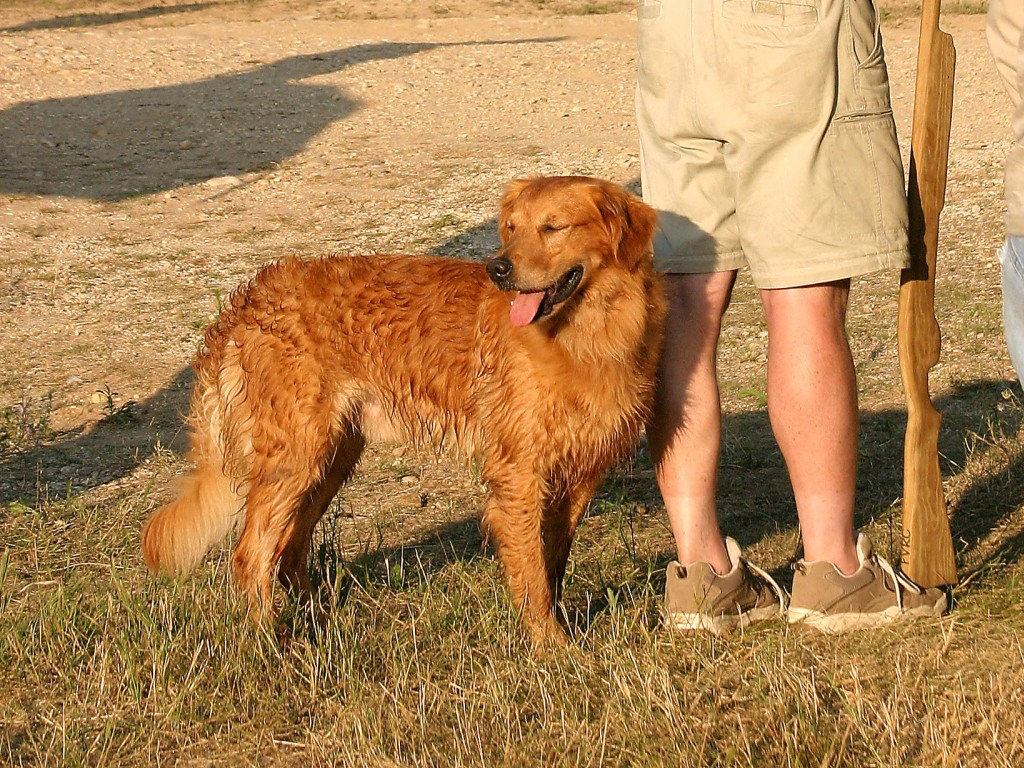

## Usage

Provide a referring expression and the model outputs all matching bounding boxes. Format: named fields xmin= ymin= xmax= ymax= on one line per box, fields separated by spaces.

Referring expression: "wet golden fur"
xmin=141 ymin=176 xmax=665 ymax=642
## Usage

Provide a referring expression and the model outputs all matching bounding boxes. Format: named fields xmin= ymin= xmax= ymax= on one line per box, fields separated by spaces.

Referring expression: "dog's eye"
xmin=540 ymin=223 xmax=567 ymax=233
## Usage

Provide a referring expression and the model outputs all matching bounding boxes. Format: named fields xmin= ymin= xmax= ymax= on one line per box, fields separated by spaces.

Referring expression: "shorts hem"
xmin=751 ymin=248 xmax=910 ymax=289
xmin=655 ymin=250 xmax=745 ymax=275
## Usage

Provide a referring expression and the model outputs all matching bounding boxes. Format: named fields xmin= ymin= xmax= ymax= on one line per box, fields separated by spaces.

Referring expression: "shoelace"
xmin=872 ymin=553 xmax=924 ymax=610
xmin=744 ymin=559 xmax=788 ymax=611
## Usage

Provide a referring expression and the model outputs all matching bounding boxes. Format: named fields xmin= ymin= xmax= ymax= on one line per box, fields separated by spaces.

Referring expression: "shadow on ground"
xmin=0 ymin=1 xmax=220 ymax=33
xmin=0 ymin=367 xmax=194 ymax=506
xmin=0 ymin=36 xmax=561 ymax=200
xmin=4 ymin=357 xmax=1021 ymax=612
xmin=289 ymin=377 xmax=1024 ymax=632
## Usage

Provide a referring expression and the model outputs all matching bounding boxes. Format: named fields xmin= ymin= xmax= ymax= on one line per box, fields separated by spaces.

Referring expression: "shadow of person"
xmin=1 ymin=1 xmax=219 ymax=33
xmin=290 ymin=377 xmax=1024 ymax=631
xmin=297 ymin=373 xmax=1024 ymax=634
xmin=692 ymin=379 xmax=1024 ymax=580
xmin=0 ymin=37 xmax=561 ymax=201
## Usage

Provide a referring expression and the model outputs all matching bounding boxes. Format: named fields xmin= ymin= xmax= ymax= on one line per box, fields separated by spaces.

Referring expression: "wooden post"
xmin=897 ymin=0 xmax=958 ymax=588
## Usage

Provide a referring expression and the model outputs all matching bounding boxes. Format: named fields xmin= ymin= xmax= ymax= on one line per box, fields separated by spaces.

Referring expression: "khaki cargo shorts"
xmin=636 ymin=0 xmax=910 ymax=288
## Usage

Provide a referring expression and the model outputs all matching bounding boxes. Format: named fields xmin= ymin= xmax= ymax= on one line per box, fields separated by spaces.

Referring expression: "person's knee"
xmin=761 ymin=280 xmax=851 ymax=337
xmin=665 ymin=271 xmax=736 ymax=324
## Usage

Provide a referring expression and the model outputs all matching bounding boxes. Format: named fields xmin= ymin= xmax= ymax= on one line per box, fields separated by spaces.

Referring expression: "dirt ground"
xmin=0 ymin=0 xmax=1014 ymax=483
xmin=0 ymin=0 xmax=1019 ymax=569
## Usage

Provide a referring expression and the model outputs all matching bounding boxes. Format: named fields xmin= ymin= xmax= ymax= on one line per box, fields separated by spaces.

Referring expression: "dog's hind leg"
xmin=231 ymin=471 xmax=315 ymax=620
xmin=275 ymin=430 xmax=366 ymax=602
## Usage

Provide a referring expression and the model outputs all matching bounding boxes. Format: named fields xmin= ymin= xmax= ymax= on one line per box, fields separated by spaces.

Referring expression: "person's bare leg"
xmin=760 ymin=280 xmax=859 ymax=575
xmin=648 ymin=271 xmax=737 ymax=574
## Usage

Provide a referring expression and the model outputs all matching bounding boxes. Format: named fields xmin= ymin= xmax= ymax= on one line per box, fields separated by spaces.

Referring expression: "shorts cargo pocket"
xmin=827 ymin=112 xmax=907 ymax=242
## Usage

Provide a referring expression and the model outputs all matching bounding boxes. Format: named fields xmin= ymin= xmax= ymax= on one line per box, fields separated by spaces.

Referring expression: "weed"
xmin=0 ymin=393 xmax=54 ymax=455
xmin=0 ymin=549 xmax=10 ymax=613
xmin=737 ymin=386 xmax=768 ymax=408
xmin=426 ymin=213 xmax=462 ymax=231
xmin=95 ymin=385 xmax=138 ymax=426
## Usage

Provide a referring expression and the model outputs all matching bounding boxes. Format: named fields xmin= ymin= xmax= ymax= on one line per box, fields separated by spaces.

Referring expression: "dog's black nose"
xmin=486 ymin=257 xmax=513 ymax=286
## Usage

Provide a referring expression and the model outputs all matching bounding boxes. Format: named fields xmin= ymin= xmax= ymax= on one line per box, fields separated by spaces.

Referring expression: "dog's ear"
xmin=499 ymin=178 xmax=533 ymax=244
xmin=598 ymin=185 xmax=659 ymax=270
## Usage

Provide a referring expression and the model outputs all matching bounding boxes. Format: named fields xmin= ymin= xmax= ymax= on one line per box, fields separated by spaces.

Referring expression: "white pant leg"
xmin=1000 ymin=235 xmax=1024 ymax=387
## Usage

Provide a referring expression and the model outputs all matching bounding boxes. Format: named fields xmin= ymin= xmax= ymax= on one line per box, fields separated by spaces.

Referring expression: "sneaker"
xmin=664 ymin=537 xmax=787 ymax=634
xmin=787 ymin=533 xmax=949 ymax=633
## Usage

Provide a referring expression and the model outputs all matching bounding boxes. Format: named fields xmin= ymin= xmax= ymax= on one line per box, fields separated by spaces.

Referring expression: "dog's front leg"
xmin=542 ymin=473 xmax=603 ymax=616
xmin=482 ymin=485 xmax=563 ymax=646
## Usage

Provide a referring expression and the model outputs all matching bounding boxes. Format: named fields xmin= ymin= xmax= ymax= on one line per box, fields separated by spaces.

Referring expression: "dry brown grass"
xmin=2 ymin=445 xmax=1023 ymax=765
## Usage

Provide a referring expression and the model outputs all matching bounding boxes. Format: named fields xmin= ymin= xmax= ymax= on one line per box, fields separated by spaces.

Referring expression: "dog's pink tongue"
xmin=509 ymin=291 xmax=545 ymax=327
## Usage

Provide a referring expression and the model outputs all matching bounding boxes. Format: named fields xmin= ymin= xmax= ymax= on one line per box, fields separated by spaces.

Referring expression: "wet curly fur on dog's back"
xmin=141 ymin=176 xmax=665 ymax=642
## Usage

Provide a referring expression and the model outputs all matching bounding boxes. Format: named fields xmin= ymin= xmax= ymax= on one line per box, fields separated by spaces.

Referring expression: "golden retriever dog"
xmin=141 ymin=176 xmax=665 ymax=643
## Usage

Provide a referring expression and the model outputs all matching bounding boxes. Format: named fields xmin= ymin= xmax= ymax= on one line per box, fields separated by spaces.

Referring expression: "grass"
xmin=1 ymin=510 xmax=1022 ymax=766
xmin=0 ymin=394 xmax=54 ymax=456
xmin=2 ymin=413 xmax=1024 ymax=765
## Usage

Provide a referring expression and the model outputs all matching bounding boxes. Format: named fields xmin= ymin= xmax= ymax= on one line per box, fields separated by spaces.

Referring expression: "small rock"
xmin=203 ymin=175 xmax=242 ymax=189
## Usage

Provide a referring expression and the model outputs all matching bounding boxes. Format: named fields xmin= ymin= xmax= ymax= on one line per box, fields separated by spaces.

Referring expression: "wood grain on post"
xmin=897 ymin=0 xmax=957 ymax=587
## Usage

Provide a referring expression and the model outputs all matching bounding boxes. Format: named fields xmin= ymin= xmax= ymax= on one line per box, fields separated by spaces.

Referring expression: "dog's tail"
xmin=141 ymin=460 xmax=239 ymax=575
xmin=142 ymin=349 xmax=246 ymax=575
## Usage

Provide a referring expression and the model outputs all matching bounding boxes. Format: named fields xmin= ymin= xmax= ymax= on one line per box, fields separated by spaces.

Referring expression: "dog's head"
xmin=486 ymin=176 xmax=658 ymax=327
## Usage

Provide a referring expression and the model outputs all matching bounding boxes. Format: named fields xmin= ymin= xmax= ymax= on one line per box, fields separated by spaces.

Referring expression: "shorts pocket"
xmin=844 ymin=0 xmax=892 ymax=114
xmin=722 ymin=0 xmax=820 ymax=41
xmin=636 ymin=0 xmax=676 ymax=97
xmin=720 ymin=0 xmax=833 ymax=127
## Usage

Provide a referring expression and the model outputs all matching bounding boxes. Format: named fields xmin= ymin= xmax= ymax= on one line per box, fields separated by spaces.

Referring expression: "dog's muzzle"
xmin=487 ymin=259 xmax=585 ymax=326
